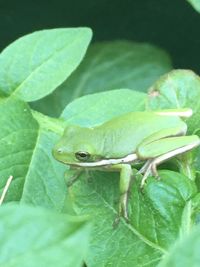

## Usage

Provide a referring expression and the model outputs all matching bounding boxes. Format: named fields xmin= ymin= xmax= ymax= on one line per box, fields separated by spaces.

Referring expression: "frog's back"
xmin=97 ymin=111 xmax=186 ymax=158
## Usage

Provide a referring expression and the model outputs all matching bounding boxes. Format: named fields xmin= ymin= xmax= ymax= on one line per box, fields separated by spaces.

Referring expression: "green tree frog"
xmin=53 ymin=109 xmax=200 ymax=220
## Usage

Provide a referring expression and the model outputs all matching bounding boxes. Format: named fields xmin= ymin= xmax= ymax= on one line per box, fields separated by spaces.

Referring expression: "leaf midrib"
xmin=12 ymin=32 xmax=85 ymax=96
xmin=95 ymin=189 xmax=167 ymax=255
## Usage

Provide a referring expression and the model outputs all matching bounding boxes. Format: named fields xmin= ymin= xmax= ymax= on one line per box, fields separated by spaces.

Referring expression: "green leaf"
xmin=32 ymin=41 xmax=172 ymax=117
xmin=20 ymin=129 xmax=67 ymax=211
xmin=190 ymin=193 xmax=200 ymax=223
xmin=147 ymin=69 xmax=200 ymax=133
xmin=68 ymin=170 xmax=197 ymax=267
xmin=0 ymin=204 xmax=90 ymax=267
xmin=0 ymin=28 xmax=92 ymax=101
xmin=158 ymin=223 xmax=200 ymax=267
xmin=0 ymin=97 xmax=67 ymax=211
xmin=61 ymin=88 xmax=147 ymax=127
xmin=187 ymin=0 xmax=200 ymax=13
xmin=0 ymin=97 xmax=38 ymax=201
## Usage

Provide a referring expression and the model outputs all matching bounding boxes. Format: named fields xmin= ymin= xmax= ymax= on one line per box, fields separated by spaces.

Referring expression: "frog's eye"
xmin=75 ymin=151 xmax=90 ymax=161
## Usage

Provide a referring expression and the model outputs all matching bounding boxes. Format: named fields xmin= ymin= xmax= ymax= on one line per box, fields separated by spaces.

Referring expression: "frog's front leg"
xmin=108 ymin=164 xmax=134 ymax=222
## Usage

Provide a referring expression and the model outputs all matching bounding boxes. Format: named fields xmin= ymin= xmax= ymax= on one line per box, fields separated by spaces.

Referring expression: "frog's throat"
xmin=67 ymin=153 xmax=138 ymax=167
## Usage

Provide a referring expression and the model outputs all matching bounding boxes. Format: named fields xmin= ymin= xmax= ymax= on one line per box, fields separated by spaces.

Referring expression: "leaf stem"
xmin=31 ymin=110 xmax=65 ymax=135
xmin=179 ymin=200 xmax=192 ymax=238
xmin=178 ymin=153 xmax=196 ymax=181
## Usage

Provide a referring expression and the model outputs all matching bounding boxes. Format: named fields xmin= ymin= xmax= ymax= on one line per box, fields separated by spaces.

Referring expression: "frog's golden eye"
xmin=75 ymin=151 xmax=90 ymax=161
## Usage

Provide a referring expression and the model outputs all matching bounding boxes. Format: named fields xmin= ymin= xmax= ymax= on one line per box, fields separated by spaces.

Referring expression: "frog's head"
xmin=52 ymin=124 xmax=102 ymax=166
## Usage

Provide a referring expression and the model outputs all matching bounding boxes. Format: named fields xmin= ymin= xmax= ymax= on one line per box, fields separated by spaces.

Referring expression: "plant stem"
xmin=31 ymin=109 xmax=65 ymax=135
xmin=177 ymin=152 xmax=196 ymax=181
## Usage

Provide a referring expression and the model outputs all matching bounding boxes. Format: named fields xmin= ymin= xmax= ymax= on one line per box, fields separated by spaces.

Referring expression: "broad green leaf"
xmin=147 ymin=70 xmax=200 ymax=133
xmin=158 ymin=223 xmax=200 ymax=267
xmin=61 ymin=89 xmax=147 ymax=127
xmin=20 ymin=128 xmax=67 ymax=211
xmin=0 ymin=28 xmax=92 ymax=101
xmin=187 ymin=0 xmax=200 ymax=13
xmin=0 ymin=97 xmax=38 ymax=201
xmin=0 ymin=204 xmax=90 ymax=267
xmin=0 ymin=97 xmax=67 ymax=211
xmin=68 ymin=170 xmax=197 ymax=267
xmin=32 ymin=41 xmax=172 ymax=117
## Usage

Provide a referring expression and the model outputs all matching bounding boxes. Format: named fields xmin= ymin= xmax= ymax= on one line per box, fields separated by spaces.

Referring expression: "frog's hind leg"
xmin=138 ymin=159 xmax=159 ymax=189
xmin=140 ymin=161 xmax=159 ymax=188
xmin=138 ymin=159 xmax=154 ymax=175
xmin=139 ymin=136 xmax=200 ymax=188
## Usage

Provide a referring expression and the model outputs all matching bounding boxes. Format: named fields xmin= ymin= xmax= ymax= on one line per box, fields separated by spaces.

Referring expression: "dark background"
xmin=0 ymin=0 xmax=200 ymax=73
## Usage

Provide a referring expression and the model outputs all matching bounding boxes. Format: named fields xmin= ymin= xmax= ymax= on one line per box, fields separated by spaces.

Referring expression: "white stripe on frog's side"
xmin=61 ymin=153 xmax=138 ymax=167
xmin=155 ymin=109 xmax=193 ymax=118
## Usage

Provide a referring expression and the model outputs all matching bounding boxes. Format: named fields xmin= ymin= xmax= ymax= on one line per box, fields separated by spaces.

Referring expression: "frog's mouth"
xmin=61 ymin=153 xmax=138 ymax=167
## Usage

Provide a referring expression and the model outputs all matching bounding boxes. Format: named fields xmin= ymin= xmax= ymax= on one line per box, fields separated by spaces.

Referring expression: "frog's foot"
xmin=113 ymin=194 xmax=130 ymax=228
xmin=113 ymin=185 xmax=130 ymax=228
xmin=112 ymin=216 xmax=120 ymax=228
xmin=138 ymin=159 xmax=153 ymax=175
xmin=119 ymin=192 xmax=129 ymax=222
xmin=67 ymin=177 xmax=77 ymax=187
xmin=139 ymin=140 xmax=200 ymax=189
xmin=66 ymin=170 xmax=82 ymax=187
xmin=113 ymin=214 xmax=129 ymax=228
xmin=140 ymin=159 xmax=159 ymax=189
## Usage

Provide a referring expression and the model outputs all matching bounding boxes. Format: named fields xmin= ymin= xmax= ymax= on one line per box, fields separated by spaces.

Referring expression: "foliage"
xmin=0 ymin=27 xmax=200 ymax=267
xmin=187 ymin=0 xmax=200 ymax=13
